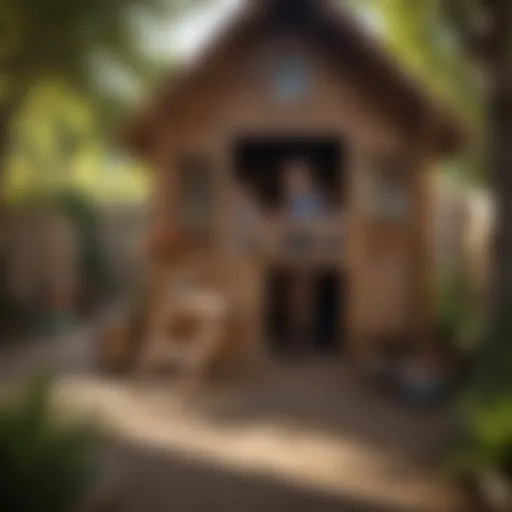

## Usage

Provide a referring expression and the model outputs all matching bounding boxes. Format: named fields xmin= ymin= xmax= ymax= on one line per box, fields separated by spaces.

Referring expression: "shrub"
xmin=449 ymin=398 xmax=512 ymax=478
xmin=52 ymin=189 xmax=111 ymax=302
xmin=434 ymin=269 xmax=484 ymax=354
xmin=0 ymin=372 xmax=102 ymax=512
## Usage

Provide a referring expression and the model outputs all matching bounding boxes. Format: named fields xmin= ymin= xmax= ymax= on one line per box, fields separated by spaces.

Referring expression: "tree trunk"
xmin=488 ymin=1 xmax=512 ymax=327
xmin=477 ymin=3 xmax=512 ymax=395
xmin=489 ymin=92 xmax=512 ymax=334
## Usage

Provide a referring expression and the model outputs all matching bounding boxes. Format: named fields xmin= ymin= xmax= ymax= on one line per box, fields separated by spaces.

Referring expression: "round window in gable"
xmin=272 ymin=53 xmax=313 ymax=104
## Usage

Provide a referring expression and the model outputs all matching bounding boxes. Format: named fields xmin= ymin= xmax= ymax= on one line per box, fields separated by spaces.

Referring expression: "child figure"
xmin=282 ymin=160 xmax=328 ymax=350
xmin=283 ymin=159 xmax=328 ymax=221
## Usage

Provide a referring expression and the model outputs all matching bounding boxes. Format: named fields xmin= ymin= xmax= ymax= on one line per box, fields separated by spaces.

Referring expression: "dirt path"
xmin=0 ymin=328 xmax=468 ymax=511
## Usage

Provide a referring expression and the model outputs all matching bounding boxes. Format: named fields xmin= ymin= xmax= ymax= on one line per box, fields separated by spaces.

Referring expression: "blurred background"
xmin=0 ymin=1 xmax=510 ymax=512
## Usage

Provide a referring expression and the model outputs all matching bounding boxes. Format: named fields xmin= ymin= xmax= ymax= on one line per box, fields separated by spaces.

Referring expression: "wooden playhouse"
xmin=120 ymin=0 xmax=465 ymax=373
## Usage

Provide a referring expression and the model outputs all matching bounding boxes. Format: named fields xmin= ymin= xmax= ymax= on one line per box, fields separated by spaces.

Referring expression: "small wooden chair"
xmin=138 ymin=285 xmax=229 ymax=384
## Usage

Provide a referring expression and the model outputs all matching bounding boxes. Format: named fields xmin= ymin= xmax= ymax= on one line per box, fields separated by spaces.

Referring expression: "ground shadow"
xmin=106 ymin=437 xmax=413 ymax=512
xmin=187 ymin=360 xmax=455 ymax=467
xmin=0 ymin=330 xmax=463 ymax=510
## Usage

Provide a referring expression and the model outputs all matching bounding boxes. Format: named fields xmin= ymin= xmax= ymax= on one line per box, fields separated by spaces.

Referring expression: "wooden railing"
xmin=234 ymin=217 xmax=346 ymax=266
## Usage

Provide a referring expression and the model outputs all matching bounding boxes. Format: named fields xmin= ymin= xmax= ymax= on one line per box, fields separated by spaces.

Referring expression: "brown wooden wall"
xmin=148 ymin=33 xmax=433 ymax=356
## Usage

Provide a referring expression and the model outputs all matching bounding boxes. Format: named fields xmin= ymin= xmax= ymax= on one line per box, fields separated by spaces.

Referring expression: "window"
xmin=272 ymin=53 xmax=313 ymax=104
xmin=178 ymin=153 xmax=214 ymax=236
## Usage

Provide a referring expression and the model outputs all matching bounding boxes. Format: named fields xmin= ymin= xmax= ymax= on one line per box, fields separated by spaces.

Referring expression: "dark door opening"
xmin=315 ymin=268 xmax=343 ymax=352
xmin=265 ymin=267 xmax=344 ymax=356
xmin=234 ymin=135 xmax=346 ymax=357
xmin=233 ymin=135 xmax=344 ymax=211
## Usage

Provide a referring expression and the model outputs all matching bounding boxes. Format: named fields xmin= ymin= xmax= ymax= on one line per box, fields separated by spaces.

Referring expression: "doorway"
xmin=265 ymin=267 xmax=344 ymax=356
xmin=233 ymin=135 xmax=346 ymax=357
xmin=233 ymin=135 xmax=345 ymax=211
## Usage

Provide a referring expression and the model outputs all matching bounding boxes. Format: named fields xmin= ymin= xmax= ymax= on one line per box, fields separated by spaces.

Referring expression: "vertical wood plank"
xmin=408 ymin=109 xmax=437 ymax=347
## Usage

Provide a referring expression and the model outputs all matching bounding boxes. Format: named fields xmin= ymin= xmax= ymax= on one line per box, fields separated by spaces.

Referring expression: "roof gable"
xmin=125 ymin=0 xmax=466 ymax=157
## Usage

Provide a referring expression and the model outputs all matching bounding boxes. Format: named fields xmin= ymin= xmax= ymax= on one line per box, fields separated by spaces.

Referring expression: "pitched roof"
xmin=124 ymin=0 xmax=467 ymax=157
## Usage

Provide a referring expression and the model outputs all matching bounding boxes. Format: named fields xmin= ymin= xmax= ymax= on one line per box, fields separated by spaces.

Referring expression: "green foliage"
xmin=347 ymin=0 xmax=481 ymax=120
xmin=0 ymin=0 xmax=199 ymax=101
xmin=0 ymin=371 xmax=102 ymax=512
xmin=53 ymin=188 xmax=110 ymax=297
xmin=10 ymin=186 xmax=112 ymax=302
xmin=4 ymin=81 xmax=150 ymax=204
xmin=470 ymin=325 xmax=512 ymax=406
xmin=449 ymin=398 xmax=512 ymax=476
xmin=434 ymin=268 xmax=483 ymax=353
xmin=448 ymin=327 xmax=512 ymax=477
xmin=347 ymin=0 xmax=484 ymax=183
xmin=0 ymin=0 xmax=204 ymax=203
xmin=0 ymin=242 xmax=23 ymax=330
